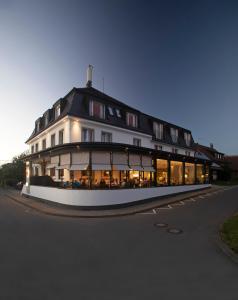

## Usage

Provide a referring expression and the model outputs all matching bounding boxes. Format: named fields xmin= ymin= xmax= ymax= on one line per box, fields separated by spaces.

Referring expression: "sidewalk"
xmin=3 ymin=186 xmax=222 ymax=218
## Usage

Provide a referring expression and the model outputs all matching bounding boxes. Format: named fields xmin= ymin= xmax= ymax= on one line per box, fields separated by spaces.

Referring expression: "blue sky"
xmin=0 ymin=0 xmax=238 ymax=161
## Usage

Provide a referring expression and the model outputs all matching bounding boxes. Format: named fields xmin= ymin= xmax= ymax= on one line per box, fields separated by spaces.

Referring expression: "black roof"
xmin=26 ymin=86 xmax=194 ymax=149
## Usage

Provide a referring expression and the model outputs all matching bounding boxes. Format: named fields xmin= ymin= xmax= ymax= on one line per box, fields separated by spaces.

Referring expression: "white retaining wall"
xmin=21 ymin=184 xmax=211 ymax=207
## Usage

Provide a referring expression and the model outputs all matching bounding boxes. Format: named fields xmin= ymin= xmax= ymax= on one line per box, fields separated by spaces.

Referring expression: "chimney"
xmin=86 ymin=65 xmax=93 ymax=87
xmin=210 ymin=143 xmax=213 ymax=149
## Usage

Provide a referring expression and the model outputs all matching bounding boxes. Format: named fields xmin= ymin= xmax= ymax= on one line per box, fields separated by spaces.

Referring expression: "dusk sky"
xmin=0 ymin=0 xmax=238 ymax=162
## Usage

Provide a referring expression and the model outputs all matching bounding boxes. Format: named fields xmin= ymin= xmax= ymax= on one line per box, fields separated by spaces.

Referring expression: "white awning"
xmin=113 ymin=152 xmax=128 ymax=165
xmin=92 ymin=152 xmax=111 ymax=164
xmin=46 ymin=163 xmax=57 ymax=169
xmin=56 ymin=165 xmax=70 ymax=170
xmin=113 ymin=164 xmax=131 ymax=171
xmin=50 ymin=156 xmax=59 ymax=164
xmin=60 ymin=153 xmax=70 ymax=165
xmin=91 ymin=164 xmax=111 ymax=171
xmin=70 ymin=164 xmax=88 ymax=171
xmin=130 ymin=165 xmax=144 ymax=171
xmin=143 ymin=166 xmax=155 ymax=172
xmin=72 ymin=152 xmax=89 ymax=165
xmin=211 ymin=162 xmax=222 ymax=169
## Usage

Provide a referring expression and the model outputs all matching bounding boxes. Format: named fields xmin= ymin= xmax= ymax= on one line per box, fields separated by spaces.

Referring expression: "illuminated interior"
xmin=156 ymin=159 xmax=168 ymax=185
xmin=170 ymin=161 xmax=183 ymax=185
xmin=185 ymin=162 xmax=195 ymax=184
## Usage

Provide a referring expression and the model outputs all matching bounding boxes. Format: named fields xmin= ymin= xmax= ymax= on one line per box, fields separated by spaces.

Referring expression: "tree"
xmin=0 ymin=152 xmax=27 ymax=187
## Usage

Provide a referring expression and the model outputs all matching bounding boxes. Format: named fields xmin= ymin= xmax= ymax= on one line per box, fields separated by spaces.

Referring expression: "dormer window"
xmin=55 ymin=104 xmax=61 ymax=119
xmin=170 ymin=128 xmax=178 ymax=143
xmin=184 ymin=132 xmax=191 ymax=147
xmin=153 ymin=122 xmax=163 ymax=140
xmin=126 ymin=112 xmax=138 ymax=128
xmin=89 ymin=100 xmax=105 ymax=119
xmin=115 ymin=109 xmax=121 ymax=118
xmin=36 ymin=120 xmax=40 ymax=132
xmin=108 ymin=106 xmax=114 ymax=116
xmin=45 ymin=114 xmax=49 ymax=127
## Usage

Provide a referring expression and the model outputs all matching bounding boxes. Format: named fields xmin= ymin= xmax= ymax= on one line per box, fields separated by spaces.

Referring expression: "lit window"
xmin=127 ymin=112 xmax=138 ymax=128
xmin=58 ymin=130 xmax=64 ymax=145
xmin=89 ymin=100 xmax=105 ymax=119
xmin=184 ymin=132 xmax=191 ymax=146
xmin=108 ymin=107 xmax=114 ymax=116
xmin=101 ymin=131 xmax=112 ymax=143
xmin=133 ymin=138 xmax=141 ymax=147
xmin=82 ymin=128 xmax=94 ymax=142
xmin=55 ymin=104 xmax=61 ymax=118
xmin=153 ymin=122 xmax=163 ymax=140
xmin=170 ymin=128 xmax=178 ymax=143
xmin=115 ymin=109 xmax=121 ymax=118
xmin=170 ymin=161 xmax=183 ymax=185
xmin=51 ymin=134 xmax=56 ymax=147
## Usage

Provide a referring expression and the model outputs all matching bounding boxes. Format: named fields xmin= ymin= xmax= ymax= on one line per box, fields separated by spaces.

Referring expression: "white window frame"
xmin=184 ymin=132 xmax=191 ymax=147
xmin=55 ymin=104 xmax=61 ymax=118
xmin=133 ymin=138 xmax=141 ymax=147
xmin=89 ymin=100 xmax=105 ymax=119
xmin=115 ymin=109 xmax=121 ymax=118
xmin=108 ymin=107 xmax=114 ymax=116
xmin=153 ymin=122 xmax=163 ymax=140
xmin=126 ymin=112 xmax=138 ymax=128
xmin=82 ymin=127 xmax=94 ymax=142
xmin=170 ymin=128 xmax=178 ymax=143
xmin=58 ymin=129 xmax=64 ymax=145
xmin=101 ymin=131 xmax=112 ymax=143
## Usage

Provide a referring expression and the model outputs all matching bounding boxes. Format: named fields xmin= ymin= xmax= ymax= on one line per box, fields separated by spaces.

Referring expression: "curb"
xmin=3 ymin=186 xmax=221 ymax=219
xmin=214 ymin=224 xmax=238 ymax=265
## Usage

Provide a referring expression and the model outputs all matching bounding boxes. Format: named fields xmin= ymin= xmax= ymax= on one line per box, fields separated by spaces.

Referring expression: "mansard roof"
xmin=26 ymin=86 xmax=193 ymax=148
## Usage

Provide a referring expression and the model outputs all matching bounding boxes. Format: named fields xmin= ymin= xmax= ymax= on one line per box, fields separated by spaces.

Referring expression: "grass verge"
xmin=221 ymin=214 xmax=238 ymax=253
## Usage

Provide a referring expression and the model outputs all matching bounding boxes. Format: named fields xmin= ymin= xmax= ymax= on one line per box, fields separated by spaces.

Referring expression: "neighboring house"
xmin=22 ymin=66 xmax=211 ymax=207
xmin=193 ymin=143 xmax=226 ymax=181
xmin=225 ymin=156 xmax=238 ymax=179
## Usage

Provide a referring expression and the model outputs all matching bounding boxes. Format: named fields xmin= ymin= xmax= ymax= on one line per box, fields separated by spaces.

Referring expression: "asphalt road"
xmin=0 ymin=187 xmax=238 ymax=300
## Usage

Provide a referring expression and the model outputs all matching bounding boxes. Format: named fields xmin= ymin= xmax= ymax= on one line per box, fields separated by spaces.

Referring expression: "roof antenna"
xmin=86 ymin=65 xmax=93 ymax=87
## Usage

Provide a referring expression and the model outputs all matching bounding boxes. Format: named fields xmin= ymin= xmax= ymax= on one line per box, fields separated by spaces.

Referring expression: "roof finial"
xmin=86 ymin=65 xmax=93 ymax=87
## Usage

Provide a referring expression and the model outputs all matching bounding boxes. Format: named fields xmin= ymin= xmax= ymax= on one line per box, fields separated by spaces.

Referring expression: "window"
xmin=82 ymin=128 xmax=94 ymax=142
xmin=185 ymin=163 xmax=195 ymax=184
xmin=126 ymin=112 xmax=138 ymax=128
xmin=153 ymin=122 xmax=163 ymax=140
xmin=115 ymin=109 xmax=121 ymax=118
xmin=31 ymin=145 xmax=34 ymax=154
xmin=156 ymin=159 xmax=168 ymax=185
xmin=55 ymin=104 xmax=61 ymax=118
xmin=133 ymin=138 xmax=141 ymax=147
xmin=155 ymin=145 xmax=163 ymax=151
xmin=45 ymin=114 xmax=49 ymax=127
xmin=172 ymin=148 xmax=178 ymax=154
xmin=51 ymin=134 xmax=56 ymax=147
xmin=170 ymin=128 xmax=178 ymax=143
xmin=196 ymin=164 xmax=204 ymax=184
xmin=108 ymin=107 xmax=114 ymax=116
xmin=36 ymin=121 xmax=40 ymax=132
xmin=35 ymin=143 xmax=39 ymax=152
xmin=185 ymin=151 xmax=190 ymax=156
xmin=58 ymin=130 xmax=64 ymax=145
xmin=170 ymin=161 xmax=183 ymax=185
xmin=42 ymin=139 xmax=46 ymax=150
xmin=184 ymin=132 xmax=191 ymax=146
xmin=50 ymin=168 xmax=55 ymax=177
xmin=101 ymin=131 xmax=112 ymax=143
xmin=89 ymin=100 xmax=105 ymax=119
xmin=59 ymin=169 xmax=64 ymax=179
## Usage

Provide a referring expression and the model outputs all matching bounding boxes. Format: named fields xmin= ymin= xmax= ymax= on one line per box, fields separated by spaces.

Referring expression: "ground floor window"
xmin=156 ymin=159 xmax=168 ymax=185
xmin=170 ymin=161 xmax=183 ymax=185
xmin=185 ymin=162 xmax=195 ymax=184
xmin=196 ymin=164 xmax=204 ymax=184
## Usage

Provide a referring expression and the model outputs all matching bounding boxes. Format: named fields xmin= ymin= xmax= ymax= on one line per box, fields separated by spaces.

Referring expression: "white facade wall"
xmin=27 ymin=116 xmax=195 ymax=157
xmin=22 ymin=184 xmax=211 ymax=207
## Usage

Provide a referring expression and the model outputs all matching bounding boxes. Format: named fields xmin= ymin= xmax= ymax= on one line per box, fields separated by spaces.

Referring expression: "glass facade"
xmin=156 ymin=159 xmax=168 ymax=185
xmin=170 ymin=161 xmax=183 ymax=185
xmin=185 ymin=162 xmax=195 ymax=184
xmin=196 ymin=164 xmax=204 ymax=184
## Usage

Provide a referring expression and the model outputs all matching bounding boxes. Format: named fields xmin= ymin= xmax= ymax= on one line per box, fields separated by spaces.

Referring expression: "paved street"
xmin=0 ymin=187 xmax=238 ymax=300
